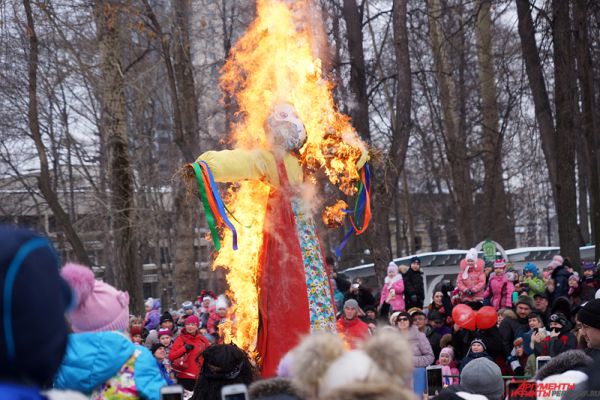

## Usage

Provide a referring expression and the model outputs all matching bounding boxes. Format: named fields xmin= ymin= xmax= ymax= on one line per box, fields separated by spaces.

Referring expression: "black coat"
xmin=403 ymin=268 xmax=425 ymax=310
xmin=459 ymin=350 xmax=494 ymax=371
xmin=551 ymin=265 xmax=571 ymax=301
xmin=499 ymin=315 xmax=530 ymax=357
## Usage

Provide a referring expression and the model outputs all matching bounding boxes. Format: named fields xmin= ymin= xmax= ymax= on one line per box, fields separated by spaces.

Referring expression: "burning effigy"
xmin=184 ymin=0 xmax=369 ymax=376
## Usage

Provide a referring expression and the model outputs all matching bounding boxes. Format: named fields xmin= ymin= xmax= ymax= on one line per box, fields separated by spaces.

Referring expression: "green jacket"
xmin=523 ymin=276 xmax=545 ymax=298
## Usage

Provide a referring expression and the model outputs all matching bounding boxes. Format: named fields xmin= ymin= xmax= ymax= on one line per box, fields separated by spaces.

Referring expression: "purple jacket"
xmin=144 ymin=300 xmax=161 ymax=331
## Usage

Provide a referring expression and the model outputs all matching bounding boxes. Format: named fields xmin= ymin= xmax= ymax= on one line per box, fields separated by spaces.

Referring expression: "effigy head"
xmin=264 ymin=103 xmax=307 ymax=152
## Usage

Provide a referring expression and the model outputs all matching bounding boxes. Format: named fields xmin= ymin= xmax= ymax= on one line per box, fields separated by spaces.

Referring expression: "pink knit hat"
xmin=158 ymin=328 xmax=172 ymax=338
xmin=440 ymin=347 xmax=454 ymax=360
xmin=185 ymin=315 xmax=200 ymax=327
xmin=60 ymin=263 xmax=130 ymax=332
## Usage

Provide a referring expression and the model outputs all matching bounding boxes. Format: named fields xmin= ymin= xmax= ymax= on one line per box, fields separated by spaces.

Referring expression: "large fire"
xmin=212 ymin=0 xmax=367 ymax=357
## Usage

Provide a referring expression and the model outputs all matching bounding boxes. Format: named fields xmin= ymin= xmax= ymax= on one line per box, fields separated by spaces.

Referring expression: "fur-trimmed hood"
xmin=248 ymin=378 xmax=302 ymax=400
xmin=319 ymin=382 xmax=415 ymax=400
xmin=291 ymin=329 xmax=414 ymax=399
xmin=384 ymin=273 xmax=403 ymax=285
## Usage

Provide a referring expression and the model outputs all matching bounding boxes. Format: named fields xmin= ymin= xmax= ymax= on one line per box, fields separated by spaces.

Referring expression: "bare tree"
xmin=341 ymin=0 xmax=370 ymax=141
xmin=22 ymin=0 xmax=91 ymax=266
xmin=573 ymin=0 xmax=600 ymax=260
xmin=426 ymin=0 xmax=475 ymax=247
xmin=93 ymin=0 xmax=143 ymax=311
xmin=516 ymin=0 xmax=580 ymax=266
xmin=475 ymin=0 xmax=515 ymax=247
xmin=141 ymin=0 xmax=201 ymax=304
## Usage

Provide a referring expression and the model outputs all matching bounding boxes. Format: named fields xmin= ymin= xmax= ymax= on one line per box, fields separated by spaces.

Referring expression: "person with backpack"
xmin=483 ymin=260 xmax=514 ymax=310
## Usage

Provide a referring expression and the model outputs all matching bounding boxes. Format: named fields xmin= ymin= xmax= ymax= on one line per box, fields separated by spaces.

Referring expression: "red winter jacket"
xmin=337 ymin=317 xmax=370 ymax=349
xmin=168 ymin=329 xmax=210 ymax=380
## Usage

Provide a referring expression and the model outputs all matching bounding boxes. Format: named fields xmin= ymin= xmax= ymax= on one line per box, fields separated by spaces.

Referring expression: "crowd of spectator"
xmin=3 ymin=224 xmax=600 ymax=400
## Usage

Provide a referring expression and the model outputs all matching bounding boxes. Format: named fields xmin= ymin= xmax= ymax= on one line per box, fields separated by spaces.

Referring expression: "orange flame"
xmin=213 ymin=0 xmax=367 ymax=357
xmin=322 ymin=200 xmax=349 ymax=228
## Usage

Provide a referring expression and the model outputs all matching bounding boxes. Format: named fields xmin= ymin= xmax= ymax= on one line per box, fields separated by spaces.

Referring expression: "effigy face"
xmin=265 ymin=103 xmax=307 ymax=152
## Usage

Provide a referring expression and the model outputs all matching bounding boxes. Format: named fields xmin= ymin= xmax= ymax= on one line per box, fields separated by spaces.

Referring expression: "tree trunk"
xmin=94 ymin=0 xmax=142 ymax=313
xmin=515 ymin=0 xmax=558 ymax=187
xmin=394 ymin=194 xmax=403 ymax=256
xmin=551 ymin=0 xmax=581 ymax=266
xmin=368 ymin=0 xmax=413 ymax=286
xmin=338 ymin=0 xmax=412 ymax=285
xmin=426 ymin=0 xmax=475 ymax=247
xmin=402 ymin=170 xmax=415 ymax=254
xmin=341 ymin=0 xmax=370 ymax=141
xmin=516 ymin=0 xmax=580 ymax=266
xmin=574 ymin=0 xmax=600 ymax=259
xmin=475 ymin=0 xmax=515 ymax=248
xmin=23 ymin=0 xmax=91 ymax=266
xmin=577 ymin=139 xmax=590 ymax=244
xmin=170 ymin=0 xmax=203 ymax=303
xmin=143 ymin=0 xmax=202 ymax=304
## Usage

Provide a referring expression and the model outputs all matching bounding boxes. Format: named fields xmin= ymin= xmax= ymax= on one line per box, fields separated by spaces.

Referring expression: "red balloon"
xmin=476 ymin=306 xmax=498 ymax=330
xmin=451 ymin=304 xmax=476 ymax=331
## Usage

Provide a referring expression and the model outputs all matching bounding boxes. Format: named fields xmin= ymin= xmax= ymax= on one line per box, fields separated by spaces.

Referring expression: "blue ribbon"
xmin=198 ymin=161 xmax=238 ymax=251
xmin=335 ymin=226 xmax=355 ymax=258
xmin=335 ymin=163 xmax=371 ymax=257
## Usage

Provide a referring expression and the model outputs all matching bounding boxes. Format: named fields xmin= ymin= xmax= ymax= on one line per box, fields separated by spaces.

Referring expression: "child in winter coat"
xmin=151 ymin=344 xmax=174 ymax=385
xmin=144 ymin=298 xmax=161 ymax=331
xmin=459 ymin=339 xmax=493 ymax=371
xmin=131 ymin=326 xmax=144 ymax=345
xmin=158 ymin=328 xmax=173 ymax=355
xmin=456 ymin=248 xmax=486 ymax=303
xmin=568 ymin=274 xmax=582 ymax=305
xmin=483 ymin=260 xmax=514 ymax=310
xmin=581 ymin=262 xmax=599 ymax=302
xmin=207 ymin=296 xmax=231 ymax=343
xmin=157 ymin=328 xmax=173 ymax=380
xmin=507 ymin=338 xmax=529 ymax=376
xmin=522 ymin=262 xmax=545 ymax=298
xmin=437 ymin=347 xmax=459 ymax=386
xmin=56 ymin=263 xmax=166 ymax=400
xmin=379 ymin=262 xmax=405 ymax=312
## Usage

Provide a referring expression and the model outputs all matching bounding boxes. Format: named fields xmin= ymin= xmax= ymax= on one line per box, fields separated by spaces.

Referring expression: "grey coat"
xmin=406 ymin=325 xmax=435 ymax=368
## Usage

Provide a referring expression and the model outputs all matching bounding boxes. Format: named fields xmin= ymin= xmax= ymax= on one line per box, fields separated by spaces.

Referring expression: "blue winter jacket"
xmin=54 ymin=331 xmax=166 ymax=400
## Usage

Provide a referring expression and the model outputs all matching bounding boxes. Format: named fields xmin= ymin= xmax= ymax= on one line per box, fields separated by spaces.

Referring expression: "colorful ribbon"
xmin=190 ymin=162 xmax=238 ymax=251
xmin=335 ymin=163 xmax=372 ymax=257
